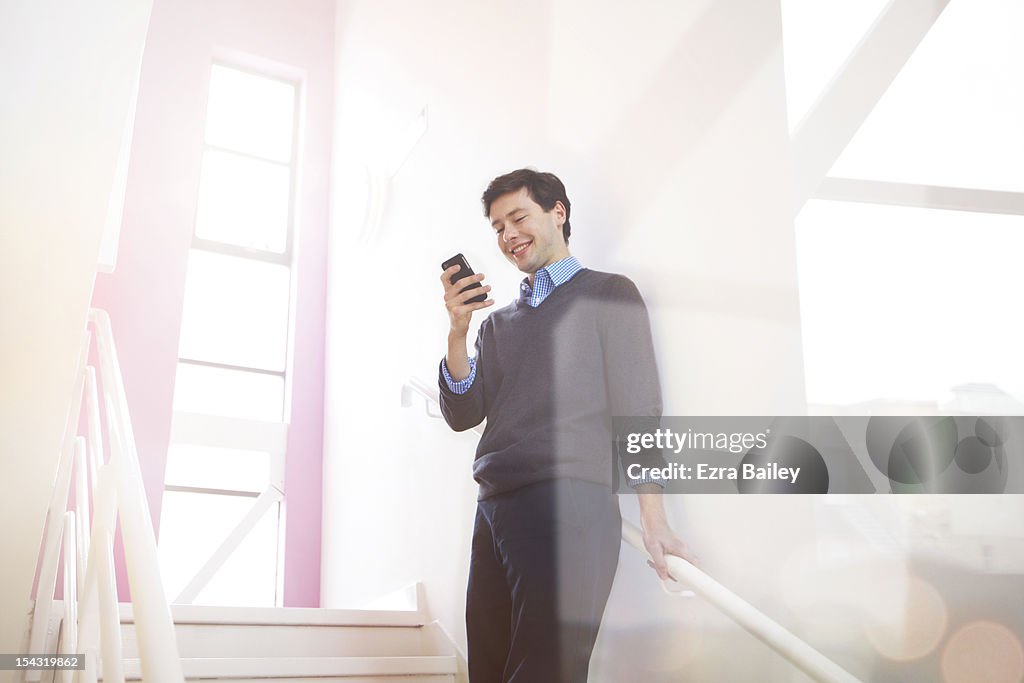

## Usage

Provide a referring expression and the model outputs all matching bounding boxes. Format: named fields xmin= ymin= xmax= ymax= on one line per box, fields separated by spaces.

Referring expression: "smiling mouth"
xmin=510 ymin=241 xmax=532 ymax=258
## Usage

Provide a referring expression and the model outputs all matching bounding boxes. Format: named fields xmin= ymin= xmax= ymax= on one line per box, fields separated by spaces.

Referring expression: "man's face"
xmin=489 ymin=187 xmax=569 ymax=276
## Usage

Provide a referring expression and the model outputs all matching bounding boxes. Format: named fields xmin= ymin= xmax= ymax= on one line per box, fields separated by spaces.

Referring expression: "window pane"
xmin=164 ymin=443 xmax=270 ymax=493
xmin=829 ymin=0 xmax=1024 ymax=192
xmin=796 ymin=200 xmax=1024 ymax=409
xmin=158 ymin=491 xmax=279 ymax=606
xmin=173 ymin=362 xmax=284 ymax=421
xmin=195 ymin=150 xmax=290 ymax=253
xmin=205 ymin=64 xmax=295 ymax=163
xmin=178 ymin=250 xmax=290 ymax=372
xmin=195 ymin=501 xmax=280 ymax=607
xmin=781 ymin=0 xmax=891 ymax=130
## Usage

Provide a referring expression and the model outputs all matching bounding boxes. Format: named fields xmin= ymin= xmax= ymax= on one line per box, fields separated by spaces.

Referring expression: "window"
xmin=787 ymin=0 xmax=1024 ymax=413
xmin=796 ymin=201 xmax=1024 ymax=408
xmin=828 ymin=0 xmax=1024 ymax=192
xmin=781 ymin=0 xmax=891 ymax=130
xmin=159 ymin=63 xmax=299 ymax=607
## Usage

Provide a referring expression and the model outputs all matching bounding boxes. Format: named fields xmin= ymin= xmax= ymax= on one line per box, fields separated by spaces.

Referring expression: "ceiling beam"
xmin=792 ymin=0 xmax=952 ymax=211
xmin=816 ymin=178 xmax=1024 ymax=216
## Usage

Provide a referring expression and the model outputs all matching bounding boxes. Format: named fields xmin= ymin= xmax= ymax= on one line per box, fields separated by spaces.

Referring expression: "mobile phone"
xmin=441 ymin=253 xmax=487 ymax=304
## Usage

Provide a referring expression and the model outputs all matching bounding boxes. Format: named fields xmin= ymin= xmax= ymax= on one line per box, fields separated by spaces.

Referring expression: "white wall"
xmin=323 ymin=0 xmax=814 ymax=675
xmin=0 ymin=0 xmax=152 ymax=674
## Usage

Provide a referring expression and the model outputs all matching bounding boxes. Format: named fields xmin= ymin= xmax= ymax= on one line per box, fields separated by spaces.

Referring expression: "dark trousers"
xmin=467 ymin=478 xmax=621 ymax=683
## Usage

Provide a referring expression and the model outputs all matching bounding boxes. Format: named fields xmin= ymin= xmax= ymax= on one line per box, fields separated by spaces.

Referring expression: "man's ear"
xmin=552 ymin=200 xmax=566 ymax=227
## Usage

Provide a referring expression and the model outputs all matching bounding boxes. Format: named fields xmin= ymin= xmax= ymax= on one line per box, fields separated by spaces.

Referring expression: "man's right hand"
xmin=440 ymin=265 xmax=493 ymax=338
xmin=441 ymin=265 xmax=493 ymax=382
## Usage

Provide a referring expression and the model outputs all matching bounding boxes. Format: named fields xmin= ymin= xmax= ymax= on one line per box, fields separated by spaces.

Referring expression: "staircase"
xmin=47 ymin=601 xmax=459 ymax=682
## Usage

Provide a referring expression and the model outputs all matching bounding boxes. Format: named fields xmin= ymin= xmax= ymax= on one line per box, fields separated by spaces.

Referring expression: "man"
xmin=438 ymin=169 xmax=694 ymax=682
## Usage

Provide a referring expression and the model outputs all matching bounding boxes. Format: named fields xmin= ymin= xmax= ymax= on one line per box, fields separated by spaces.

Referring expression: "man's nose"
xmin=502 ymin=224 xmax=518 ymax=242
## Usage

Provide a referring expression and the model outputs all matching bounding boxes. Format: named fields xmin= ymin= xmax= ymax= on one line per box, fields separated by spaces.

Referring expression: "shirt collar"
xmin=544 ymin=255 xmax=583 ymax=287
xmin=518 ymin=255 xmax=583 ymax=301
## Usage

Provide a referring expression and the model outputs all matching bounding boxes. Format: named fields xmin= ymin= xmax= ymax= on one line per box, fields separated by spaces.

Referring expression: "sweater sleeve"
xmin=438 ymin=318 xmax=490 ymax=432
xmin=599 ymin=275 xmax=668 ymax=482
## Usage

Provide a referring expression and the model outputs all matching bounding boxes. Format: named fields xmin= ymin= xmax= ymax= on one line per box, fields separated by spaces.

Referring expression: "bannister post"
xmin=74 ymin=436 xmax=90 ymax=598
xmin=61 ymin=512 xmax=78 ymax=683
xmin=85 ymin=366 xmax=103 ymax=505
xmin=79 ymin=463 xmax=121 ymax=683
xmin=98 ymin=530 xmax=125 ymax=683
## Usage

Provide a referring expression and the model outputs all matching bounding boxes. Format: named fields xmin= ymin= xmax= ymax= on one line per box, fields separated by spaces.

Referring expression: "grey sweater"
xmin=438 ymin=268 xmax=665 ymax=499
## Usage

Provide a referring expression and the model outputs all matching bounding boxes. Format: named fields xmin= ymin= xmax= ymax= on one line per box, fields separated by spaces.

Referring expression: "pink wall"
xmin=90 ymin=0 xmax=334 ymax=607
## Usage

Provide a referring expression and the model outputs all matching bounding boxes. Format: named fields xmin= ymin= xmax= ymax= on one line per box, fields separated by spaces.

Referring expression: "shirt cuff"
xmin=441 ymin=356 xmax=477 ymax=394
xmin=628 ymin=472 xmax=666 ymax=489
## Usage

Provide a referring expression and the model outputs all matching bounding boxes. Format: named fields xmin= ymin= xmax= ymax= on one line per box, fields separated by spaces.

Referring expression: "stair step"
xmin=118 ymin=603 xmax=424 ymax=627
xmin=121 ymin=621 xmax=451 ymax=659
xmin=122 ymin=622 xmax=436 ymax=659
xmin=120 ymin=655 xmax=457 ymax=679
xmin=140 ymin=678 xmax=454 ymax=683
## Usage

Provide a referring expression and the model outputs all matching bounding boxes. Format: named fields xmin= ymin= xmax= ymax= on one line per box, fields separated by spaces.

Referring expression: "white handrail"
xmin=60 ymin=512 xmax=78 ymax=683
xmin=91 ymin=308 xmax=184 ymax=682
xmin=400 ymin=376 xmax=445 ymax=418
xmin=402 ymin=376 xmax=863 ymax=683
xmin=621 ymin=521 xmax=861 ymax=683
xmin=402 ymin=378 xmax=480 ymax=429
xmin=26 ymin=338 xmax=89 ymax=681
xmin=27 ymin=309 xmax=184 ymax=682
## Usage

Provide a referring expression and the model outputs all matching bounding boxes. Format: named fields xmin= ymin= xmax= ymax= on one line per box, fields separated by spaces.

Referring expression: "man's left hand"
xmin=642 ymin=518 xmax=698 ymax=582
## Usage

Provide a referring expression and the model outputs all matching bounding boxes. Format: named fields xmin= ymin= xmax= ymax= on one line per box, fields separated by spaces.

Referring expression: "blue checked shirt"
xmin=441 ymin=256 xmax=661 ymax=488
xmin=442 ymin=255 xmax=583 ymax=392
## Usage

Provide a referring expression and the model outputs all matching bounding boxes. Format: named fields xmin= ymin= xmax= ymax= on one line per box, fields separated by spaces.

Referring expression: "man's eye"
xmin=496 ymin=227 xmax=504 ymax=235
xmin=515 ymin=216 xmax=526 ymax=223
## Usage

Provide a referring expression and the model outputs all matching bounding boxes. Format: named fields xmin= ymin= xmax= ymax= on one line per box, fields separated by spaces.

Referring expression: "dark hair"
xmin=482 ymin=169 xmax=571 ymax=244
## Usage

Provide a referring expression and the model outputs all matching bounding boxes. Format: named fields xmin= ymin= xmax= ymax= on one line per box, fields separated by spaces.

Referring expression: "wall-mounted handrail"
xmin=621 ymin=521 xmax=861 ymax=683
xmin=400 ymin=377 xmax=445 ymax=419
xmin=27 ymin=309 xmax=184 ymax=682
xmin=402 ymin=376 xmax=863 ymax=683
